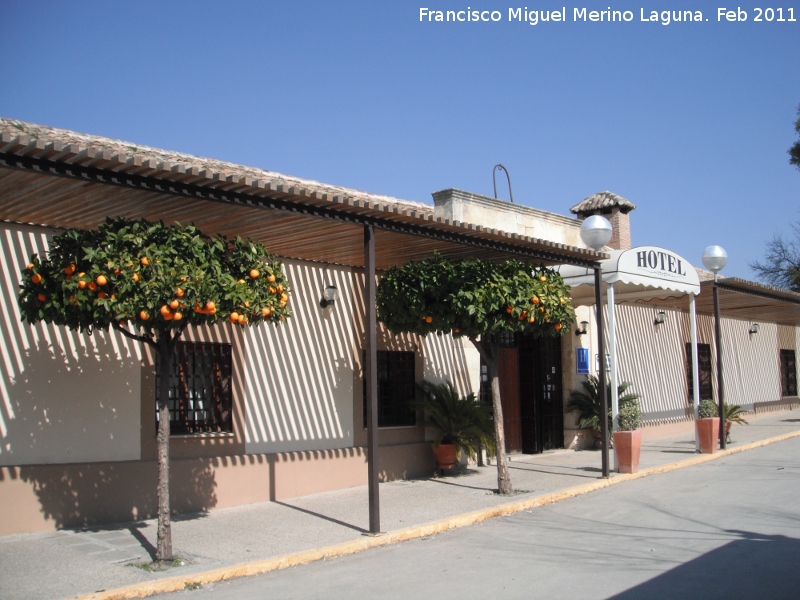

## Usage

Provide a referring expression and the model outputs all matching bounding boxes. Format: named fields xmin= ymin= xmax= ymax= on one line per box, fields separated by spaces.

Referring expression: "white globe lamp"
xmin=580 ymin=215 xmax=613 ymax=251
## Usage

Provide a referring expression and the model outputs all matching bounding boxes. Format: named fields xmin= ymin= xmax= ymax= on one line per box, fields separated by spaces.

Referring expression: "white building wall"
xmin=719 ymin=318 xmax=781 ymax=409
xmin=0 ymin=222 xmax=142 ymax=466
xmin=242 ymin=260 xmax=355 ymax=454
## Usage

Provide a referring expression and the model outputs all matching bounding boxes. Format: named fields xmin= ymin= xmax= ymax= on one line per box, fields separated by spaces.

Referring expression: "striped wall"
xmin=586 ymin=299 xmax=798 ymax=424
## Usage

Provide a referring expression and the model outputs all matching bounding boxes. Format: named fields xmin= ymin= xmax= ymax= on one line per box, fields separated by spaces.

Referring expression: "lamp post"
xmin=580 ymin=215 xmax=613 ymax=478
xmin=702 ymin=245 xmax=728 ymax=450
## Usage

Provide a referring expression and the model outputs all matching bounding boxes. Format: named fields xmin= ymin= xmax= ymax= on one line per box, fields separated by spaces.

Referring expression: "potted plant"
xmin=724 ymin=403 xmax=749 ymax=443
xmin=413 ymin=380 xmax=496 ymax=474
xmin=567 ymin=375 xmax=641 ymax=449
xmin=697 ymin=399 xmax=720 ymax=453
xmin=613 ymin=400 xmax=643 ymax=473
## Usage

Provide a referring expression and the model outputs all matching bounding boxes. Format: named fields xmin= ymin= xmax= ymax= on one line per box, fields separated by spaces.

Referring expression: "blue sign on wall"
xmin=576 ymin=347 xmax=590 ymax=374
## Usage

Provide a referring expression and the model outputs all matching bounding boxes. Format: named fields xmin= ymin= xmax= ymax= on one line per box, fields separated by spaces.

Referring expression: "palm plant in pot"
xmin=567 ymin=375 xmax=641 ymax=449
xmin=413 ymin=381 xmax=496 ymax=474
xmin=614 ymin=400 xmax=642 ymax=473
xmin=697 ymin=399 xmax=720 ymax=454
xmin=724 ymin=403 xmax=749 ymax=443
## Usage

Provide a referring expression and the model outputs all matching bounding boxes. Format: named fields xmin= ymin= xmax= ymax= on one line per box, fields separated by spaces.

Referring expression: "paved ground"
xmin=165 ymin=435 xmax=800 ymax=600
xmin=1 ymin=409 xmax=799 ymax=600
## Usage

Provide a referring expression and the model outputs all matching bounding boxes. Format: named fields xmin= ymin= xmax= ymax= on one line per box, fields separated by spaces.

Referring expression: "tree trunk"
xmin=156 ymin=336 xmax=173 ymax=563
xmin=470 ymin=337 xmax=513 ymax=495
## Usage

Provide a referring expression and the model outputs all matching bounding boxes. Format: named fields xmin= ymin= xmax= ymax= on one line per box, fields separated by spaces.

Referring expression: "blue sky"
xmin=1 ymin=1 xmax=798 ymax=278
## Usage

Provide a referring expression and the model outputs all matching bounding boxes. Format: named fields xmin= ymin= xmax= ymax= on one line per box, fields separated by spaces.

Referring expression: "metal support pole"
xmin=364 ymin=224 xmax=381 ymax=533
xmin=607 ymin=283 xmax=619 ymax=472
xmin=713 ymin=279 xmax=726 ymax=450
xmin=689 ymin=293 xmax=701 ymax=453
xmin=594 ymin=266 xmax=609 ymax=478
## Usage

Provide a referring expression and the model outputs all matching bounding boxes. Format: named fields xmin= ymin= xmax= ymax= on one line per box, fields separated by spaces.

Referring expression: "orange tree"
xmin=376 ymin=254 xmax=574 ymax=494
xmin=18 ymin=218 xmax=291 ymax=562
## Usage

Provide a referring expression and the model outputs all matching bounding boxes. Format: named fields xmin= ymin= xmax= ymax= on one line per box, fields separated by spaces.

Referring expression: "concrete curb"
xmin=73 ymin=428 xmax=800 ymax=600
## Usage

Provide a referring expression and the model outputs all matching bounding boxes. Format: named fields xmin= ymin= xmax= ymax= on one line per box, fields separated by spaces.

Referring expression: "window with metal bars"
xmin=686 ymin=343 xmax=713 ymax=402
xmin=156 ymin=342 xmax=233 ymax=435
xmin=781 ymin=349 xmax=797 ymax=397
xmin=362 ymin=351 xmax=417 ymax=428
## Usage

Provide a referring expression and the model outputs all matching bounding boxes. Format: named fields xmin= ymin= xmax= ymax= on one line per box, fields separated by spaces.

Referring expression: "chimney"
xmin=570 ymin=191 xmax=636 ymax=250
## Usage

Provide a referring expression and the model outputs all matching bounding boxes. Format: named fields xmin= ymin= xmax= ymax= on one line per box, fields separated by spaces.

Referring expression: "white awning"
xmin=557 ymin=245 xmax=701 ymax=305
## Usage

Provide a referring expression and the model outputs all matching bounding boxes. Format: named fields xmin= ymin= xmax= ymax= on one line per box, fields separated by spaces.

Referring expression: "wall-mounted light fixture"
xmin=320 ymin=284 xmax=338 ymax=308
xmin=319 ymin=264 xmax=338 ymax=308
xmin=749 ymin=323 xmax=760 ymax=335
xmin=654 ymin=310 xmax=666 ymax=325
xmin=575 ymin=321 xmax=589 ymax=337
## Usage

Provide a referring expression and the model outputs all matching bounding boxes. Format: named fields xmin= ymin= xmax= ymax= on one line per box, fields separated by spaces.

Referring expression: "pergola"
xmin=0 ymin=119 xmax=607 ymax=533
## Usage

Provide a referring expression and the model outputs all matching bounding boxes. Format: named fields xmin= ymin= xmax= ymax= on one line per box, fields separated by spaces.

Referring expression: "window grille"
xmin=156 ymin=342 xmax=233 ymax=435
xmin=686 ymin=343 xmax=713 ymax=401
xmin=363 ymin=351 xmax=416 ymax=428
xmin=781 ymin=349 xmax=797 ymax=397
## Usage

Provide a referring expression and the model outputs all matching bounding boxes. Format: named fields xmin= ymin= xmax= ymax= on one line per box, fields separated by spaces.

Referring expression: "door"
xmin=498 ymin=347 xmax=522 ymax=453
xmin=519 ymin=336 xmax=564 ymax=453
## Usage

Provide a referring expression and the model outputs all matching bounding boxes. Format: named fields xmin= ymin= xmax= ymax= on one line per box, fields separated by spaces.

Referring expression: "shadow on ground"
xmin=609 ymin=531 xmax=800 ymax=599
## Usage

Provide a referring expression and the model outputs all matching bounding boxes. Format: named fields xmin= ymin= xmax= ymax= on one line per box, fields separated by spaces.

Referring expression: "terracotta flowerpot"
xmin=613 ymin=430 xmax=642 ymax=474
xmin=432 ymin=443 xmax=457 ymax=473
xmin=697 ymin=417 xmax=720 ymax=454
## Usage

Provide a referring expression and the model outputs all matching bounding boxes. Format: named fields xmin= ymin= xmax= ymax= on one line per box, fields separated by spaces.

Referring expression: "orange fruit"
xmin=280 ymin=292 xmax=288 ymax=302
xmin=454 ymin=327 xmax=460 ymax=333
xmin=540 ymin=276 xmax=547 ymax=282
xmin=96 ymin=275 xmax=108 ymax=286
xmin=160 ymin=305 xmax=171 ymax=316
xmin=531 ymin=296 xmax=540 ymax=304
xmin=113 ymin=268 xmax=120 ymax=275
xmin=249 ymin=269 xmax=260 ymax=279
xmin=97 ymin=292 xmax=107 ymax=299
xmin=205 ymin=301 xmax=216 ymax=311
xmin=169 ymin=299 xmax=180 ymax=309
xmin=261 ymin=307 xmax=271 ymax=317
xmin=65 ymin=264 xmax=76 ymax=275
xmin=132 ymin=273 xmax=140 ymax=282
xmin=31 ymin=273 xmax=42 ymax=284
xmin=141 ymin=257 xmax=150 ymax=266
xmin=237 ymin=314 xmax=246 ymax=325
xmin=88 ymin=282 xmax=97 ymax=291
xmin=505 ymin=306 xmax=513 ymax=314
xmin=175 ymin=287 xmax=184 ymax=297
xmin=229 ymin=311 xmax=240 ymax=323
xmin=140 ymin=310 xmax=150 ymax=321
xmin=26 ymin=262 xmax=35 ymax=270
xmin=268 ymin=285 xmax=277 ymax=294
xmin=539 ymin=307 xmax=545 ymax=313
xmin=37 ymin=293 xmax=46 ymax=302
xmin=425 ymin=316 xmax=433 ymax=324
xmin=173 ymin=311 xmax=183 ymax=321
xmin=267 ymin=274 xmax=276 ymax=283
xmin=78 ymin=280 xmax=87 ymax=289
xmin=237 ymin=279 xmax=246 ymax=285
xmin=208 ymin=307 xmax=217 ymax=315
xmin=277 ymin=284 xmax=284 ymax=293
xmin=528 ymin=317 xmax=535 ymax=323
xmin=554 ymin=323 xmax=562 ymax=331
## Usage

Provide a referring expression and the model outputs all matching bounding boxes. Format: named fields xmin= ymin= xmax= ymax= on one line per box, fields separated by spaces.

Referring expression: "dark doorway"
xmin=481 ymin=334 xmax=564 ymax=454
xmin=519 ymin=336 xmax=564 ymax=453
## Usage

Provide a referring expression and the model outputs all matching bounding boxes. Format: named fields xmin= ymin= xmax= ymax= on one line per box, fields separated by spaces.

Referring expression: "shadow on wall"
xmin=4 ymin=458 xmax=217 ymax=529
xmin=608 ymin=532 xmax=800 ymax=599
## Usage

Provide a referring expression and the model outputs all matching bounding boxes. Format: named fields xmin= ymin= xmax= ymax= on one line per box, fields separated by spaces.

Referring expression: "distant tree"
xmin=750 ymin=221 xmax=800 ymax=292
xmin=790 ymin=104 xmax=800 ymax=170
xmin=376 ymin=254 xmax=575 ymax=494
xmin=18 ymin=218 xmax=291 ymax=563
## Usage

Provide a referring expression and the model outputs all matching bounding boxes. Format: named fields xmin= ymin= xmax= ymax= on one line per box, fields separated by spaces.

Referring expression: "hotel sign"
xmin=618 ymin=246 xmax=697 ymax=285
